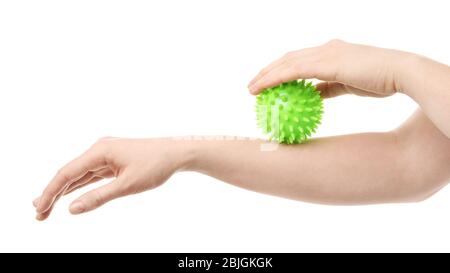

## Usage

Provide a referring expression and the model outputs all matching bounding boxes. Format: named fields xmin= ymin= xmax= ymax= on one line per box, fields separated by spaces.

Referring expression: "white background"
xmin=0 ymin=0 xmax=449 ymax=252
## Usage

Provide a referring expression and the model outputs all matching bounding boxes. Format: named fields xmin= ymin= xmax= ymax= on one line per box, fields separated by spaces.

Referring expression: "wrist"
xmin=170 ymin=137 xmax=201 ymax=172
xmin=393 ymin=51 xmax=424 ymax=99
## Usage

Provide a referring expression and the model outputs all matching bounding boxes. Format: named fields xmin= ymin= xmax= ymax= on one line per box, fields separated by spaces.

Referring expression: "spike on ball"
xmin=255 ymin=80 xmax=323 ymax=144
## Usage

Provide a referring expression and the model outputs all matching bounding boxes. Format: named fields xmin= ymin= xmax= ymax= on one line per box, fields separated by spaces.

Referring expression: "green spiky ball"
xmin=256 ymin=80 xmax=323 ymax=144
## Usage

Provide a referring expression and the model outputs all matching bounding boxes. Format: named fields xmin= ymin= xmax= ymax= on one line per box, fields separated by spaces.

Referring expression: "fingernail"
xmin=70 ymin=201 xmax=85 ymax=214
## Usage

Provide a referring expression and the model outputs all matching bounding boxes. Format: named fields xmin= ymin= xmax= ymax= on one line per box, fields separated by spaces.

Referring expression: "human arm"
xmin=185 ymin=110 xmax=450 ymax=205
xmin=248 ymin=40 xmax=450 ymax=138
xmin=34 ymin=110 xmax=450 ymax=220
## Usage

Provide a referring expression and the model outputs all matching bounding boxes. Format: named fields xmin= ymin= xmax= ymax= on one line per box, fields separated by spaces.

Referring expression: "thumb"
xmin=315 ymin=82 xmax=349 ymax=99
xmin=316 ymin=81 xmax=383 ymax=99
xmin=69 ymin=178 xmax=124 ymax=214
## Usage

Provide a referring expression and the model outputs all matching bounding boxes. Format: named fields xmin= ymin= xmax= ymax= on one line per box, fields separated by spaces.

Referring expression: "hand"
xmin=33 ymin=137 xmax=189 ymax=220
xmin=248 ymin=39 xmax=410 ymax=98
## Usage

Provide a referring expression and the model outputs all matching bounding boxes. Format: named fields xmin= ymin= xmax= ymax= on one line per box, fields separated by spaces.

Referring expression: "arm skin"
xmin=34 ymin=109 xmax=450 ymax=220
xmin=398 ymin=55 xmax=450 ymax=138
xmin=34 ymin=40 xmax=450 ymax=220
xmin=188 ymin=110 xmax=450 ymax=205
xmin=248 ymin=39 xmax=450 ymax=138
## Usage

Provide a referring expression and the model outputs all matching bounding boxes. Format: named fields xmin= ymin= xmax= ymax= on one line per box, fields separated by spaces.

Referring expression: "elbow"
xmin=390 ymin=167 xmax=448 ymax=203
xmin=395 ymin=184 xmax=442 ymax=203
xmin=387 ymin=126 xmax=450 ymax=203
xmin=386 ymin=156 xmax=446 ymax=204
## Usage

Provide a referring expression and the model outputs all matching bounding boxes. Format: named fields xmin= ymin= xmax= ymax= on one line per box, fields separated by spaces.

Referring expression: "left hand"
xmin=247 ymin=39 xmax=408 ymax=98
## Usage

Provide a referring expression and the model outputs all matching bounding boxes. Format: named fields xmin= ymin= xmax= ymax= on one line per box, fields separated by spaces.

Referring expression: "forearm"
xmin=397 ymin=54 xmax=450 ymax=138
xmin=181 ymin=133 xmax=413 ymax=205
xmin=33 ymin=113 xmax=449 ymax=220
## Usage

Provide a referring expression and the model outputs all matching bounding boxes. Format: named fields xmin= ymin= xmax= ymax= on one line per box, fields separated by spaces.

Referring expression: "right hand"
xmin=33 ymin=137 xmax=190 ymax=220
xmin=248 ymin=39 xmax=412 ymax=98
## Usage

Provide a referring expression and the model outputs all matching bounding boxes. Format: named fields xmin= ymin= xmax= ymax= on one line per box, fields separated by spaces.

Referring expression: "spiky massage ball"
xmin=256 ymin=80 xmax=323 ymax=144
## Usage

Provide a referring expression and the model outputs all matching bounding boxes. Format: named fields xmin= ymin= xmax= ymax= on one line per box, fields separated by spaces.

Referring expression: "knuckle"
xmin=321 ymin=39 xmax=346 ymax=55
xmin=91 ymin=138 xmax=112 ymax=153
xmin=90 ymin=189 xmax=105 ymax=207
xmin=94 ymin=136 xmax=117 ymax=146
xmin=120 ymin=184 xmax=133 ymax=195
xmin=284 ymin=51 xmax=296 ymax=58
xmin=325 ymin=39 xmax=345 ymax=47
xmin=56 ymin=168 xmax=70 ymax=181
xmin=43 ymin=187 xmax=57 ymax=197
xmin=259 ymin=67 xmax=269 ymax=75
xmin=119 ymin=181 xmax=136 ymax=195
xmin=94 ymin=137 xmax=109 ymax=147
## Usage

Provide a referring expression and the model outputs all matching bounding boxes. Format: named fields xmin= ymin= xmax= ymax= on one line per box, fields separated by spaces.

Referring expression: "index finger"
xmin=36 ymin=145 xmax=108 ymax=213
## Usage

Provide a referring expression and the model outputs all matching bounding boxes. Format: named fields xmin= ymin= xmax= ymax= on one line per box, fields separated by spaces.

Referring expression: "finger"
xmin=36 ymin=175 xmax=83 ymax=220
xmin=36 ymin=209 xmax=52 ymax=221
xmin=63 ymin=167 xmax=113 ymax=195
xmin=315 ymin=82 xmax=350 ymax=98
xmin=36 ymin=168 xmax=114 ymax=221
xmin=34 ymin=169 xmax=106 ymax=220
xmin=248 ymin=48 xmax=317 ymax=88
xmin=69 ymin=178 xmax=124 ymax=215
xmin=315 ymin=81 xmax=387 ymax=98
xmin=62 ymin=171 xmax=95 ymax=194
xmin=35 ymin=193 xmax=62 ymax=221
xmin=64 ymin=176 xmax=104 ymax=196
xmin=34 ymin=171 xmax=94 ymax=208
xmin=33 ymin=197 xmax=40 ymax=208
xmin=37 ymin=147 xmax=108 ymax=214
xmin=248 ymin=56 xmax=290 ymax=88
xmin=249 ymin=62 xmax=318 ymax=94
